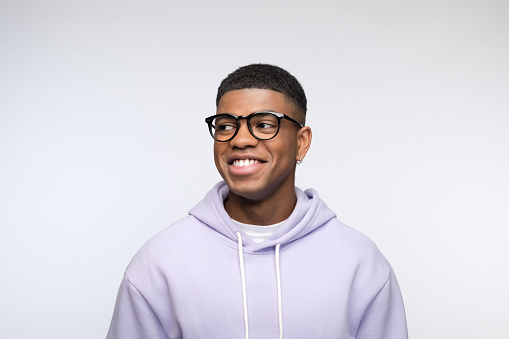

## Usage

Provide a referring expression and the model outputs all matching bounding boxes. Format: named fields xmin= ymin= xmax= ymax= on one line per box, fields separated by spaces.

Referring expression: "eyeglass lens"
xmin=211 ymin=113 xmax=280 ymax=141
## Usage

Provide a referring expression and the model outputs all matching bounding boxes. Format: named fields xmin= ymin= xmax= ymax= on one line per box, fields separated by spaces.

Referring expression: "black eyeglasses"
xmin=205 ymin=111 xmax=303 ymax=142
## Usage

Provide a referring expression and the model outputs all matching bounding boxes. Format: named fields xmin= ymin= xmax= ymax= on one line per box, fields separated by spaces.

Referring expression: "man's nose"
xmin=229 ymin=119 xmax=258 ymax=148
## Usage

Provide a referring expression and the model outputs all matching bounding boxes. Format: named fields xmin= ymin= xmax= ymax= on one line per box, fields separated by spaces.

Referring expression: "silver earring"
xmin=297 ymin=157 xmax=303 ymax=165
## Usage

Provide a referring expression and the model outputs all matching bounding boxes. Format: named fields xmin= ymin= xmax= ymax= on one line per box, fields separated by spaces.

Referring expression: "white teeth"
xmin=233 ymin=159 xmax=260 ymax=167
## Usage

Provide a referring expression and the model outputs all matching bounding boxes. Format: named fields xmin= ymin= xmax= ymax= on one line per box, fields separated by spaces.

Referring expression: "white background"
xmin=1 ymin=1 xmax=508 ymax=338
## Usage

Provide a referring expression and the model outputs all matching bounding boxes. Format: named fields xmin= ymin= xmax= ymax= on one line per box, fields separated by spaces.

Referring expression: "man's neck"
xmin=224 ymin=186 xmax=297 ymax=226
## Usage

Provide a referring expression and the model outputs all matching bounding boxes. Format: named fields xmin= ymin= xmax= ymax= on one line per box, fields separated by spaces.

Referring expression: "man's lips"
xmin=226 ymin=155 xmax=266 ymax=175
xmin=228 ymin=159 xmax=264 ymax=176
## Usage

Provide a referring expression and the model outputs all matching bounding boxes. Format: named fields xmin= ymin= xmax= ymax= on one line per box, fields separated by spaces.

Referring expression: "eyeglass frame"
xmin=205 ymin=111 xmax=304 ymax=142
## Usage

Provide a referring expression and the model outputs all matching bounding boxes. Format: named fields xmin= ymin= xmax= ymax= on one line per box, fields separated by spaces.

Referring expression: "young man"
xmin=107 ymin=64 xmax=408 ymax=339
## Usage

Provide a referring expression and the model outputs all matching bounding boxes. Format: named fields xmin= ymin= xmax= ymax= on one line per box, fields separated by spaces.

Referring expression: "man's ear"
xmin=296 ymin=126 xmax=312 ymax=162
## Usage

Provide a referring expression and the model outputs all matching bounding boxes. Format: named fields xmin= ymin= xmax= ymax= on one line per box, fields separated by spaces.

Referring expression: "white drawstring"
xmin=237 ymin=232 xmax=250 ymax=339
xmin=275 ymin=243 xmax=283 ymax=339
xmin=236 ymin=232 xmax=284 ymax=339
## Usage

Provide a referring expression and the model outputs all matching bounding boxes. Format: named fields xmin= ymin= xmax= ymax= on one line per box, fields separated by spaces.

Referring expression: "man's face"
xmin=214 ymin=88 xmax=309 ymax=202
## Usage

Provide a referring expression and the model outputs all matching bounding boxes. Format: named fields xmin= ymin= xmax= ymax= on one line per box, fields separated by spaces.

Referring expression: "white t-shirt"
xmin=232 ymin=219 xmax=286 ymax=244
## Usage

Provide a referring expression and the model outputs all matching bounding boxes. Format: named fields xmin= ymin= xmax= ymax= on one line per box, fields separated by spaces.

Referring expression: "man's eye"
xmin=256 ymin=122 xmax=276 ymax=129
xmin=216 ymin=123 xmax=236 ymax=131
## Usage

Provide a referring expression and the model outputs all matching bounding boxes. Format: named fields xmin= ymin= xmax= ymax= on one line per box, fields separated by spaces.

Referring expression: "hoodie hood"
xmin=189 ymin=181 xmax=336 ymax=252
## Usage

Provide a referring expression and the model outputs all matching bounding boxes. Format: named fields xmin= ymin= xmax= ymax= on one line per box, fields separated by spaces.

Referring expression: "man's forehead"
xmin=217 ymin=88 xmax=294 ymax=113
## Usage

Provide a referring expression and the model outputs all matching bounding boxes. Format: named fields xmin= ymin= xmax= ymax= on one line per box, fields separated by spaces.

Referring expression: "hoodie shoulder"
xmin=325 ymin=218 xmax=393 ymax=282
xmin=125 ymin=215 xmax=207 ymax=279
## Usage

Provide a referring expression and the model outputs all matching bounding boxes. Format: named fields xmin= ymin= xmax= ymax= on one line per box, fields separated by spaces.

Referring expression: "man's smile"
xmin=228 ymin=157 xmax=266 ymax=176
xmin=232 ymin=159 xmax=261 ymax=167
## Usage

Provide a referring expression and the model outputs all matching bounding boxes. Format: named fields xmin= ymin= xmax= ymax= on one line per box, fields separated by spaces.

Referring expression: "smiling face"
xmin=214 ymin=88 xmax=311 ymax=203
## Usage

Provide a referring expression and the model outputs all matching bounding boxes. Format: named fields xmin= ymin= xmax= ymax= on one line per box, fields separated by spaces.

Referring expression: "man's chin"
xmin=225 ymin=182 xmax=269 ymax=202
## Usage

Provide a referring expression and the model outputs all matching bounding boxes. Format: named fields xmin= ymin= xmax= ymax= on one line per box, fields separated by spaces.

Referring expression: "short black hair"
xmin=216 ymin=64 xmax=307 ymax=120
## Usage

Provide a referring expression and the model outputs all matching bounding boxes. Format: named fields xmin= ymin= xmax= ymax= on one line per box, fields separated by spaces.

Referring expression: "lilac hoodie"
xmin=107 ymin=181 xmax=408 ymax=339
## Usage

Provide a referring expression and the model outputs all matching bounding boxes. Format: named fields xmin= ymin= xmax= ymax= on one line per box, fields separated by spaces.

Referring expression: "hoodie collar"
xmin=189 ymin=181 xmax=336 ymax=252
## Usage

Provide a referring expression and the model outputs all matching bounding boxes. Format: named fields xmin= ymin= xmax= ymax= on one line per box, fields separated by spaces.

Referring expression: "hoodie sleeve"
xmin=356 ymin=269 xmax=408 ymax=339
xmin=106 ymin=274 xmax=174 ymax=339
